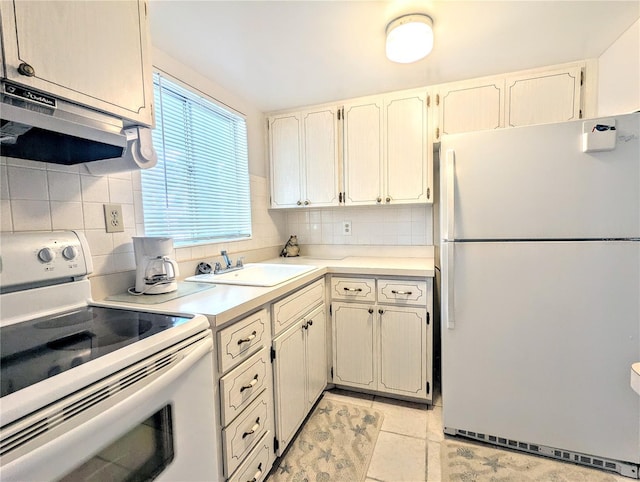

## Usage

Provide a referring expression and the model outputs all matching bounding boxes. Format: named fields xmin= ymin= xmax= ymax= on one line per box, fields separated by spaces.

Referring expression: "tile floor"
xmin=319 ymin=387 xmax=630 ymax=482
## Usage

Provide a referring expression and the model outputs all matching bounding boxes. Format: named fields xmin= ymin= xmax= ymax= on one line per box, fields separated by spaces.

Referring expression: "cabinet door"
xmin=343 ymin=99 xmax=384 ymax=205
xmin=384 ymin=92 xmax=430 ymax=204
xmin=332 ymin=302 xmax=376 ymax=389
xmin=437 ymin=78 xmax=505 ymax=140
xmin=305 ymin=304 xmax=328 ymax=406
xmin=302 ymin=108 xmax=340 ymax=207
xmin=378 ymin=306 xmax=429 ymax=399
xmin=505 ymin=65 xmax=582 ymax=127
xmin=0 ymin=1 xmax=153 ymax=126
xmin=272 ymin=320 xmax=306 ymax=455
xmin=269 ymin=114 xmax=303 ymax=208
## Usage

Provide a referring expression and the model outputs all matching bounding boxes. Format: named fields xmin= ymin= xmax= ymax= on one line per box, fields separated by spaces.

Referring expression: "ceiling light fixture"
xmin=385 ymin=14 xmax=434 ymax=64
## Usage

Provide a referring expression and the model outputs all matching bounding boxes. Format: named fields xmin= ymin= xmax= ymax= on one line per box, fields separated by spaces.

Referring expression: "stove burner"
xmin=1 ymin=306 xmax=192 ymax=397
xmin=34 ymin=310 xmax=97 ymax=329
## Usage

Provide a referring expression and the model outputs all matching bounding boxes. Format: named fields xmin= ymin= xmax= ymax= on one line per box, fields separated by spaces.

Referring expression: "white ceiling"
xmin=149 ymin=1 xmax=639 ymax=113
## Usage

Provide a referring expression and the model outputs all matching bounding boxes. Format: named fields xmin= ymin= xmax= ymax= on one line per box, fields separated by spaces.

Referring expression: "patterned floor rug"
xmin=268 ymin=398 xmax=383 ymax=482
xmin=441 ymin=438 xmax=621 ymax=481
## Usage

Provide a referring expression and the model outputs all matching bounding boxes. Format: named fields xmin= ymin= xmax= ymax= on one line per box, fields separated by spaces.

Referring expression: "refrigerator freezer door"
xmin=440 ymin=113 xmax=639 ymax=241
xmin=441 ymin=240 xmax=640 ymax=463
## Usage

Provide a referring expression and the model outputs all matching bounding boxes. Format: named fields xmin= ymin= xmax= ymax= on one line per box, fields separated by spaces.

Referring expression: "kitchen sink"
xmin=185 ymin=263 xmax=317 ymax=287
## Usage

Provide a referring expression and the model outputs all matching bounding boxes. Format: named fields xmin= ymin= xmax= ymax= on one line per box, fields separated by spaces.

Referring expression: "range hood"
xmin=0 ymin=81 xmax=153 ymax=167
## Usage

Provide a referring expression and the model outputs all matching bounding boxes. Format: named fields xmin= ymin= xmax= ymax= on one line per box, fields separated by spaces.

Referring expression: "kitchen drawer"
xmin=377 ymin=279 xmax=429 ymax=306
xmin=330 ymin=277 xmax=376 ymax=302
xmin=228 ymin=431 xmax=273 ymax=482
xmin=272 ymin=279 xmax=324 ymax=335
xmin=218 ymin=309 xmax=269 ymax=373
xmin=220 ymin=347 xmax=270 ymax=426
xmin=222 ymin=390 xmax=271 ymax=477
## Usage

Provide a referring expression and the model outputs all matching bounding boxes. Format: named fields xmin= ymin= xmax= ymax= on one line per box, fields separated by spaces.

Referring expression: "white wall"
xmin=598 ymin=19 xmax=640 ymax=116
xmin=0 ymin=48 xmax=287 ymax=297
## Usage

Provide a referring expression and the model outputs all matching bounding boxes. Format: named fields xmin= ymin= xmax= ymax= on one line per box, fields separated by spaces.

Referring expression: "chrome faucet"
xmin=221 ymin=250 xmax=233 ymax=269
xmin=214 ymin=251 xmax=244 ymax=274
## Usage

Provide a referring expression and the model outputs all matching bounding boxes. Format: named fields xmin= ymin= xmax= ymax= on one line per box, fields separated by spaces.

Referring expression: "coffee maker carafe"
xmin=132 ymin=237 xmax=179 ymax=294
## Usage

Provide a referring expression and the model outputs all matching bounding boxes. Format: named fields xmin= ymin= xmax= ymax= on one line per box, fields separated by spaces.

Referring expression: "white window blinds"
xmin=141 ymin=72 xmax=252 ymax=246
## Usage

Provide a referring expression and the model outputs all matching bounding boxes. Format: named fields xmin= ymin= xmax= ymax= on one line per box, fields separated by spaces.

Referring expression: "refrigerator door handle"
xmin=442 ymin=242 xmax=455 ymax=329
xmin=444 ymin=149 xmax=456 ymax=241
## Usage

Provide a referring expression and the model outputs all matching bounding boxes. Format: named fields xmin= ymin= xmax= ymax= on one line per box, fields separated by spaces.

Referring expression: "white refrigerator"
xmin=440 ymin=113 xmax=640 ymax=478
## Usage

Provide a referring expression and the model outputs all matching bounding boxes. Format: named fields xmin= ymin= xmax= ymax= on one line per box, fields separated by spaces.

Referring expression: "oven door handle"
xmin=1 ymin=335 xmax=214 ymax=482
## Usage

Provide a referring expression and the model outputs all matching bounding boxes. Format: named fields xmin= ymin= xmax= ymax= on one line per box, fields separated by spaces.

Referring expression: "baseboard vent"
xmin=448 ymin=427 xmax=639 ymax=479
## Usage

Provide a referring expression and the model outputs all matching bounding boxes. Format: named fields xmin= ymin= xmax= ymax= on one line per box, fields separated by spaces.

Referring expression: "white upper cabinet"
xmin=0 ymin=0 xmax=154 ymax=127
xmin=342 ymin=98 xmax=384 ymax=205
xmin=436 ymin=77 xmax=505 ymax=139
xmin=269 ymin=107 xmax=340 ymax=208
xmin=343 ymin=90 xmax=431 ymax=206
xmin=384 ymin=91 xmax=431 ymax=204
xmin=269 ymin=113 xmax=303 ymax=208
xmin=505 ymin=65 xmax=583 ymax=127
xmin=434 ymin=61 xmax=589 ymax=140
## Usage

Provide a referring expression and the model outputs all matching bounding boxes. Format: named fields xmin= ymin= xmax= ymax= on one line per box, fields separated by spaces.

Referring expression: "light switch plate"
xmin=104 ymin=203 xmax=124 ymax=233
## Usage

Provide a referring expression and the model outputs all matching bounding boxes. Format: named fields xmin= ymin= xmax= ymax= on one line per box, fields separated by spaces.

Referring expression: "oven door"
xmin=0 ymin=331 xmax=219 ymax=482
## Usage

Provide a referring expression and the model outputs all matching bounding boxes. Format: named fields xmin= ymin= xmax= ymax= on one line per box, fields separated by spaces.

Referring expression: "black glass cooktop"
xmin=0 ymin=306 xmax=193 ymax=397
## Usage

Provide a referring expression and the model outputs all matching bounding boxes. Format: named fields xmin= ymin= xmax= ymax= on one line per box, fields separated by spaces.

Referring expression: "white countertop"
xmin=96 ymin=256 xmax=434 ymax=327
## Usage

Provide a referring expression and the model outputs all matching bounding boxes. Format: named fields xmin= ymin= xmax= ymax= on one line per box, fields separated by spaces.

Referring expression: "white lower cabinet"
xmin=272 ymin=303 xmax=327 ymax=456
xmin=217 ymin=310 xmax=274 ymax=481
xmin=332 ymin=277 xmax=433 ymax=402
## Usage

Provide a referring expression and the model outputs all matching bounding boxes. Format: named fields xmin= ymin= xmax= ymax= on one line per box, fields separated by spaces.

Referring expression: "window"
xmin=141 ymin=71 xmax=251 ymax=246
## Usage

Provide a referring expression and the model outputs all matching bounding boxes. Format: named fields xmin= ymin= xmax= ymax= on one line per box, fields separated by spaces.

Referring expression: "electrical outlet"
xmin=342 ymin=221 xmax=352 ymax=236
xmin=104 ymin=203 xmax=125 ymax=233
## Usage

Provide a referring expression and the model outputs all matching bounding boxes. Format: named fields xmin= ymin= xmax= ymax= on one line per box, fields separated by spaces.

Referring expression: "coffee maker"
xmin=132 ymin=237 xmax=179 ymax=294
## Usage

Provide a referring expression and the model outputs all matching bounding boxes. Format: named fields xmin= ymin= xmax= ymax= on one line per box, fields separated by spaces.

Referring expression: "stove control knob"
xmin=62 ymin=245 xmax=78 ymax=261
xmin=37 ymin=247 xmax=55 ymax=263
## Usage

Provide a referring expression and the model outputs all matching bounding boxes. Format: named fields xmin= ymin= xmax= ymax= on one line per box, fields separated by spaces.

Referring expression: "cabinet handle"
xmin=391 ymin=290 xmax=413 ymax=295
xmin=343 ymin=287 xmax=363 ymax=292
xmin=240 ymin=374 xmax=259 ymax=392
xmin=307 ymin=319 xmax=313 ymax=326
xmin=378 ymin=309 xmax=384 ymax=315
xmin=368 ymin=308 xmax=374 ymax=314
xmin=242 ymin=417 xmax=261 ymax=438
xmin=376 ymin=197 xmax=382 ymax=203
xmin=304 ymin=200 xmax=310 ymax=205
xmin=17 ymin=62 xmax=35 ymax=77
xmin=302 ymin=322 xmax=308 ymax=330
xmin=386 ymin=196 xmax=391 ymax=203
xmin=297 ymin=200 xmax=302 ymax=206
xmin=237 ymin=331 xmax=257 ymax=345
xmin=248 ymin=463 xmax=263 ymax=482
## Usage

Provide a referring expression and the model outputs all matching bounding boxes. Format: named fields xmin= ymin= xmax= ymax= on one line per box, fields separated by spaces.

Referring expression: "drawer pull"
xmin=391 ymin=290 xmax=413 ymax=295
xmin=248 ymin=463 xmax=263 ymax=482
xmin=343 ymin=287 xmax=363 ymax=292
xmin=242 ymin=417 xmax=261 ymax=438
xmin=237 ymin=331 xmax=257 ymax=345
xmin=240 ymin=374 xmax=259 ymax=392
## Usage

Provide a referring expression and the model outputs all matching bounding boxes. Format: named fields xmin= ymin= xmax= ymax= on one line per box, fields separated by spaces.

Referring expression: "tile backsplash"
xmin=284 ymin=204 xmax=433 ymax=246
xmin=0 ymin=157 xmax=287 ymax=278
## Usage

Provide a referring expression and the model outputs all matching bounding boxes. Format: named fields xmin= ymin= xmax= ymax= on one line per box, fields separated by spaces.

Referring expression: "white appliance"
xmin=0 ymin=231 xmax=218 ymax=481
xmin=439 ymin=113 xmax=640 ymax=478
xmin=133 ymin=236 xmax=179 ymax=295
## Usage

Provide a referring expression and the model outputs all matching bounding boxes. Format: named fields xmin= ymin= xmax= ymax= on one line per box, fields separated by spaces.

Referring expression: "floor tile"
xmin=426 ymin=439 xmax=442 ymax=482
xmin=322 ymin=388 xmax=374 ymax=407
xmin=372 ymin=396 xmax=428 ymax=439
xmin=366 ymin=431 xmax=426 ymax=482
xmin=426 ymin=404 xmax=444 ymax=442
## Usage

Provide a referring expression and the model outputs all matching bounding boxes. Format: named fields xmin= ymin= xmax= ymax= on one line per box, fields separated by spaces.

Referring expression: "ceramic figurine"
xmin=280 ymin=235 xmax=300 ymax=257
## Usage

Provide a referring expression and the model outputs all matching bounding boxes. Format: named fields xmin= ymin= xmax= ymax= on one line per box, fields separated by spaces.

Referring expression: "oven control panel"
xmin=0 ymin=231 xmax=93 ymax=290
